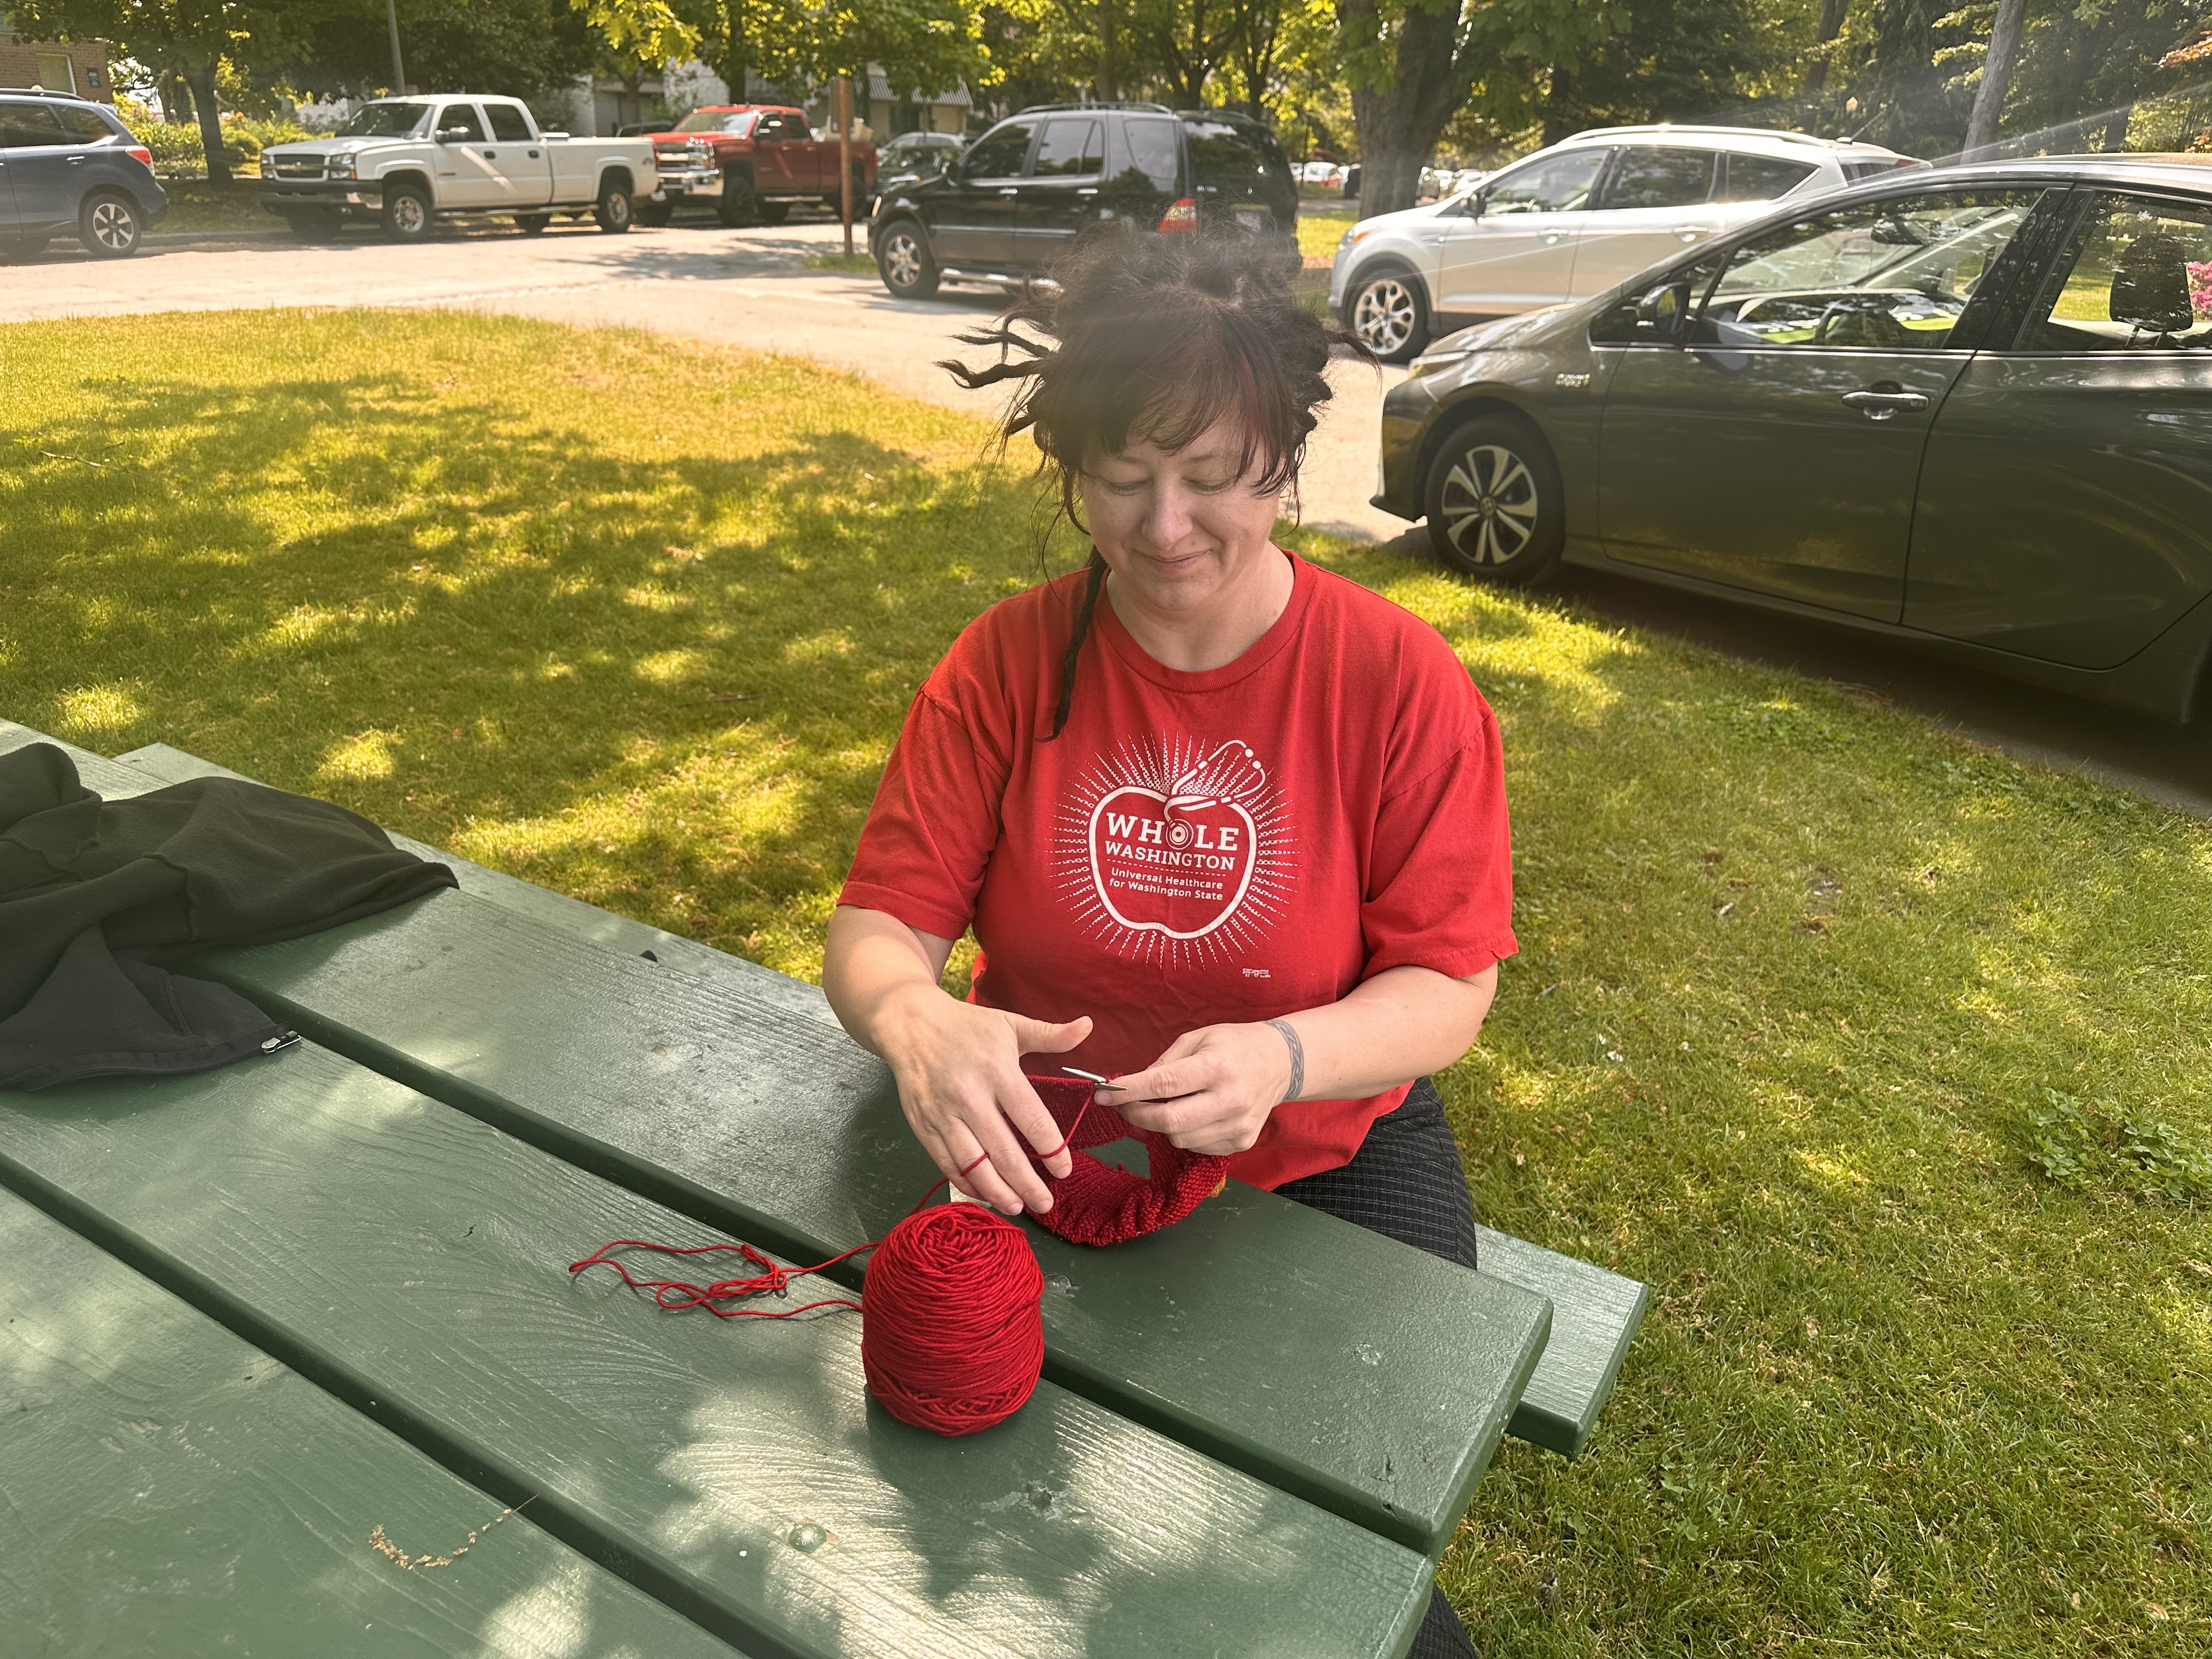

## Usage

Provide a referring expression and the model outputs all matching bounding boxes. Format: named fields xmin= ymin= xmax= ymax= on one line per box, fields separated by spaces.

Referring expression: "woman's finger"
xmin=1008 ymin=1012 xmax=1093 ymax=1058
xmin=949 ymin=1084 xmax=1058 ymax=1214
xmin=938 ymin=1116 xmax=1031 ymax=1215
xmin=995 ymin=1070 xmax=1076 ymax=1180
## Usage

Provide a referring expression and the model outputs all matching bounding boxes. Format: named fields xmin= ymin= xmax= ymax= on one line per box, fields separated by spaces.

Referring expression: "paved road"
xmin=9 ymin=215 xmax=2211 ymax=813
xmin=0 ymin=213 xmax=1409 ymax=544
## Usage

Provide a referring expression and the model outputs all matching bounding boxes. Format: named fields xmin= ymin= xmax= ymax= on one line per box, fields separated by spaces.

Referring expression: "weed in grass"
xmin=4 ymin=312 xmax=2209 ymax=1656
xmin=2022 ymin=1088 xmax=2212 ymax=1204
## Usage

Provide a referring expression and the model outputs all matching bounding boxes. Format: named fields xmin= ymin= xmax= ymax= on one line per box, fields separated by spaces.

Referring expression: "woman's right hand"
xmin=873 ymin=985 xmax=1089 ymax=1215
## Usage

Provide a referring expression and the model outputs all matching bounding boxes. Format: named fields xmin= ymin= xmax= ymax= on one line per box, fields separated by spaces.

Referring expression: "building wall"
xmin=0 ymin=33 xmax=114 ymax=102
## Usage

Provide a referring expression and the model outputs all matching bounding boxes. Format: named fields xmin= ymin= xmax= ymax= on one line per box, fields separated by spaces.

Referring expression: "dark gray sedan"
xmin=1373 ymin=155 xmax=2212 ymax=721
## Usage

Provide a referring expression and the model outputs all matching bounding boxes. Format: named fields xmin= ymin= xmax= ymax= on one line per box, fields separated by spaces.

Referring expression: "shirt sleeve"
xmin=1358 ymin=694 xmax=1517 ymax=980
xmin=838 ymin=686 xmax=1009 ymax=942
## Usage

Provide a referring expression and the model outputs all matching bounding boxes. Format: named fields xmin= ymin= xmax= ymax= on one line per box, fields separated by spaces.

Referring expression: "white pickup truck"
xmin=260 ymin=94 xmax=661 ymax=242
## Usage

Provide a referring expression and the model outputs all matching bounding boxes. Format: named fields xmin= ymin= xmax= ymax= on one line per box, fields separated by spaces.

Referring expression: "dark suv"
xmin=0 ymin=89 xmax=165 ymax=259
xmin=868 ymin=103 xmax=1297 ymax=297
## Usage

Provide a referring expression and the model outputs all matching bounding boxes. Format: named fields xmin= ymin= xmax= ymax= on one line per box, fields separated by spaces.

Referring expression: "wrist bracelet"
xmin=1264 ymin=1017 xmax=1305 ymax=1103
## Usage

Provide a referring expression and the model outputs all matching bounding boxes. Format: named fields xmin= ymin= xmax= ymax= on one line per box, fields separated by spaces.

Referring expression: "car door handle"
xmin=998 ymin=186 xmax=1018 ymax=196
xmin=1673 ymin=227 xmax=1711 ymax=241
xmin=483 ymin=151 xmax=496 ymax=159
xmin=1543 ymin=231 xmax=1564 ymax=244
xmin=1840 ymin=388 xmax=1931 ymax=420
xmin=1076 ymin=187 xmax=1097 ymax=196
xmin=528 ymin=150 xmax=539 ymax=159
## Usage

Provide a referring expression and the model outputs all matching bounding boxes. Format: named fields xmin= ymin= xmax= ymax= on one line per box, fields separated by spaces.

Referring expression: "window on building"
xmin=36 ymin=53 xmax=75 ymax=95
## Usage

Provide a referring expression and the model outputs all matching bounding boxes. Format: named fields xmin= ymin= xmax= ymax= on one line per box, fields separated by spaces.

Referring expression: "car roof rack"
xmin=0 ymin=86 xmax=97 ymax=100
xmin=1569 ymin=122 xmax=1876 ymax=151
xmin=1017 ymin=100 xmax=1175 ymax=115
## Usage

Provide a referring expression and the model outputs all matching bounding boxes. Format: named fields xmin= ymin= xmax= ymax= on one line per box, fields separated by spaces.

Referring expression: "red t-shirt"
xmin=839 ymin=550 xmax=1517 ymax=1189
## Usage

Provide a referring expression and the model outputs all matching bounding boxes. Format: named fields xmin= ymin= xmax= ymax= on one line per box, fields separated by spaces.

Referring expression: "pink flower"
xmin=2190 ymin=259 xmax=2212 ymax=320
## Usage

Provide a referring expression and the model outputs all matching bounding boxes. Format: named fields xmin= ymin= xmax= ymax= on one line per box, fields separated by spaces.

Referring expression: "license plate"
xmin=1233 ymin=205 xmax=1273 ymax=232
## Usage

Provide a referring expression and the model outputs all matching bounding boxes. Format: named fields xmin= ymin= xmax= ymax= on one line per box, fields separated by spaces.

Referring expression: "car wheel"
xmin=1422 ymin=413 xmax=1565 ymax=584
xmin=80 ymin=191 xmax=144 ymax=258
xmin=635 ymin=199 xmax=671 ymax=228
xmin=755 ymin=200 xmax=789 ymax=225
xmin=381 ymin=180 xmax=435 ymax=242
xmin=876 ymin=220 xmax=939 ymax=299
xmin=716 ymin=171 xmax=758 ymax=227
xmin=284 ymin=207 xmax=343 ymax=242
xmin=594 ymin=180 xmax=634 ymax=233
xmin=1347 ymin=267 xmax=1429 ymax=363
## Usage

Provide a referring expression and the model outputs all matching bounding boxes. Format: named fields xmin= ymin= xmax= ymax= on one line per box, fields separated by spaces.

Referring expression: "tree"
xmin=4 ymin=0 xmax=318 ymax=182
xmin=1960 ymin=0 xmax=2026 ymax=156
xmin=573 ymin=0 xmax=992 ymax=108
xmin=284 ymin=1 xmax=599 ymax=106
xmin=1330 ymin=0 xmax=1616 ymax=217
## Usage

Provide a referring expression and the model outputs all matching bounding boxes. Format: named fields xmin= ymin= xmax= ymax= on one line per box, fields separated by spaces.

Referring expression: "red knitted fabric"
xmin=1024 ymin=1074 xmax=1231 ymax=1246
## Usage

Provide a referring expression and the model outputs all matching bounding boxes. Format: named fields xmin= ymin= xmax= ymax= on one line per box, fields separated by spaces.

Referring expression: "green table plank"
xmin=95 ymin=734 xmax=1646 ymax=1466
xmin=196 ymin=894 xmax=1549 ymax=1557
xmin=0 ymin=1187 xmax=746 ymax=1659
xmin=0 ymin=1042 xmax=1430 ymax=1659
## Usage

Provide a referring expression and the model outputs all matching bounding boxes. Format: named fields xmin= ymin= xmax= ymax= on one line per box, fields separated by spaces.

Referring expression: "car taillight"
xmin=126 ymin=145 xmax=152 ymax=168
xmin=1157 ymin=198 xmax=1199 ymax=233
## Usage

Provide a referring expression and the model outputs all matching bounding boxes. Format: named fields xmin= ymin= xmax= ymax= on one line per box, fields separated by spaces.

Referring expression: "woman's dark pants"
xmin=1276 ymin=1077 xmax=1481 ymax=1659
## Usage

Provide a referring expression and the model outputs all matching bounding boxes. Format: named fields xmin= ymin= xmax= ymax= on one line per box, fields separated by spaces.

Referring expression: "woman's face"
xmin=1079 ymin=418 xmax=1283 ymax=619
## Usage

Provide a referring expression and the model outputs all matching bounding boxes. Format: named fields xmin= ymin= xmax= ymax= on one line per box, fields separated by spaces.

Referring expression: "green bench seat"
xmin=0 ymin=1186 xmax=748 ymax=1658
xmin=0 ymin=1040 xmax=1432 ymax=1659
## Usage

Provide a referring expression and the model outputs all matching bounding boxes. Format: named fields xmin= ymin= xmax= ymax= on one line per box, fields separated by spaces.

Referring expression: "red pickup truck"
xmin=642 ymin=104 xmax=877 ymax=227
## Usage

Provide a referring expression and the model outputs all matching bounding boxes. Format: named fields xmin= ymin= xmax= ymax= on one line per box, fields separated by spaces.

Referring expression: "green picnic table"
xmin=0 ymin=719 xmax=1647 ymax=1658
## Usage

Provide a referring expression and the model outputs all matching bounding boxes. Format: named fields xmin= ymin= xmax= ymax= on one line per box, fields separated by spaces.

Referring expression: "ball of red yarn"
xmin=860 ymin=1202 xmax=1045 ymax=1436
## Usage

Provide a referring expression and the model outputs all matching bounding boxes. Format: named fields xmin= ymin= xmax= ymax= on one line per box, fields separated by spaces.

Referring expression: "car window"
xmin=1718 ymin=153 xmax=1818 ymax=202
xmin=1691 ymin=189 xmax=2041 ymax=350
xmin=1122 ymin=116 xmax=1180 ymax=193
xmin=1592 ymin=249 xmax=1733 ymax=345
xmin=1596 ymin=146 xmax=1715 ymax=211
xmin=962 ymin=120 xmax=1035 ymax=179
xmin=1483 ymin=148 xmax=1606 ymax=214
xmin=437 ymin=104 xmax=486 ymax=142
xmin=2017 ymin=193 xmax=2212 ymax=352
xmin=486 ymin=103 xmax=533 ymax=143
xmin=1182 ymin=117 xmax=1286 ymax=192
xmin=54 ymin=104 xmax=119 ymax=144
xmin=338 ymin=101 xmax=430 ymax=138
xmin=0 ymin=100 xmax=69 ymax=148
xmin=1032 ymin=117 xmax=1103 ymax=178
xmin=1841 ymin=156 xmax=1918 ymax=181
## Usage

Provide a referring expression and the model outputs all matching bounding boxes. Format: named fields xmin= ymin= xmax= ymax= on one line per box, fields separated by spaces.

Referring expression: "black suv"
xmin=868 ymin=103 xmax=1297 ymax=298
xmin=0 ymin=89 xmax=165 ymax=259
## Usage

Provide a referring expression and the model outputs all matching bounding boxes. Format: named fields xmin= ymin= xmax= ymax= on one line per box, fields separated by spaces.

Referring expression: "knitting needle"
xmin=1060 ymin=1066 xmax=1127 ymax=1092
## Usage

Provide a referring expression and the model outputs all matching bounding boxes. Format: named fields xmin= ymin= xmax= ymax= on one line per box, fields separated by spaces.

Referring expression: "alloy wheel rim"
xmin=1439 ymin=444 xmax=1539 ymax=565
xmin=886 ymin=234 xmax=921 ymax=286
xmin=394 ymin=195 xmax=426 ymax=233
xmin=608 ymin=194 xmax=630 ymax=228
xmin=1353 ymin=278 xmax=1415 ymax=353
xmin=92 ymin=201 xmax=132 ymax=249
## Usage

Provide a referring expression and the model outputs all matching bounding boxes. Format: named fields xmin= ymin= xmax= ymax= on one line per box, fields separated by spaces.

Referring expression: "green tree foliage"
xmin=3 ymin=0 xmax=319 ymax=181
xmin=287 ymin=0 xmax=599 ymax=105
xmin=1533 ymin=0 xmax=1787 ymax=143
xmin=573 ymin=0 xmax=994 ymax=104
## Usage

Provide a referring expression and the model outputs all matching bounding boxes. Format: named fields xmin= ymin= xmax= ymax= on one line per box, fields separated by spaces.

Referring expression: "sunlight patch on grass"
xmin=317 ymin=730 xmax=399 ymax=783
xmin=54 ymin=682 xmax=145 ymax=746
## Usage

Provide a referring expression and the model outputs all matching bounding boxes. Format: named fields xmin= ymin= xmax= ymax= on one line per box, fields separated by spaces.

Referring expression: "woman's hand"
xmin=1107 ymin=1022 xmax=1297 ymax=1158
xmin=872 ymin=985 xmax=1088 ymax=1215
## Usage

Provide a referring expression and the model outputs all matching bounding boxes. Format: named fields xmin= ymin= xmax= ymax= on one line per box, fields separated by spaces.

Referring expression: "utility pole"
xmin=386 ymin=0 xmax=407 ymax=95
xmin=837 ymin=75 xmax=854 ymax=258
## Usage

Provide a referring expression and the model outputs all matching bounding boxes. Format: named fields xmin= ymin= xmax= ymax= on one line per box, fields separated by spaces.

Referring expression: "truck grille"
xmin=268 ymin=154 xmax=326 ymax=179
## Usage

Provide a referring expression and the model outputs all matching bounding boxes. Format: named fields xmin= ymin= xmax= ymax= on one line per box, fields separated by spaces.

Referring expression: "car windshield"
xmin=338 ymin=102 xmax=431 ymax=138
xmin=880 ymin=138 xmax=947 ymax=170
xmin=674 ymin=110 xmax=755 ymax=135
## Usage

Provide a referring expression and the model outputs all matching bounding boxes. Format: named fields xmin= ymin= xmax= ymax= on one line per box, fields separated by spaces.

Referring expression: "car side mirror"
xmin=436 ymin=127 xmax=470 ymax=144
xmin=1637 ymin=280 xmax=1694 ymax=337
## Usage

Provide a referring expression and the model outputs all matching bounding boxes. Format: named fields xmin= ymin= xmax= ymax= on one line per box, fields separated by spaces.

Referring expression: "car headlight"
xmin=330 ymin=155 xmax=356 ymax=179
xmin=1339 ymin=225 xmax=1371 ymax=249
xmin=1407 ymin=348 xmax=1471 ymax=379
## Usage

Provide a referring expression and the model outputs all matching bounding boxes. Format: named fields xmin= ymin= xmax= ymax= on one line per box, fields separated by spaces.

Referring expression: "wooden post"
xmin=837 ymin=76 xmax=854 ymax=258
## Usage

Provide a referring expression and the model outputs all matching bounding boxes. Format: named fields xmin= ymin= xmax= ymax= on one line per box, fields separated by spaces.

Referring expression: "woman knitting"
xmin=823 ymin=228 xmax=1514 ymax=1658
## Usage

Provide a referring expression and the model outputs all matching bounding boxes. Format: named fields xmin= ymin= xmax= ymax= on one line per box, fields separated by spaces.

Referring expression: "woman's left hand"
xmin=1107 ymin=1022 xmax=1297 ymax=1157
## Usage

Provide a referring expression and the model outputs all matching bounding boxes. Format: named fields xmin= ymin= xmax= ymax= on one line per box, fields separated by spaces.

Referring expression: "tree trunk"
xmin=709 ymin=0 xmax=748 ymax=103
xmin=1542 ymin=65 xmax=1576 ymax=147
xmin=1337 ymin=0 xmax=1473 ymax=216
xmin=1961 ymin=0 xmax=2028 ymax=159
xmin=2100 ymin=100 xmax=2134 ymax=154
xmin=1099 ymin=0 xmax=1117 ymax=99
xmin=185 ymin=58 xmax=230 ymax=185
xmin=1803 ymin=0 xmax=1850 ymax=94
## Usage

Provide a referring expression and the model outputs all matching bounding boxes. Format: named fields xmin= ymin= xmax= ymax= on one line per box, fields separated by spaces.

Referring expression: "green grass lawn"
xmin=1300 ymin=196 xmax=1358 ymax=262
xmin=4 ymin=312 xmax=2207 ymax=1655
xmin=150 ymin=178 xmax=280 ymax=236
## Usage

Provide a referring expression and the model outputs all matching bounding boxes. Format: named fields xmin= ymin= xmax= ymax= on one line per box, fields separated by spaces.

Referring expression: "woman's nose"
xmin=1144 ymin=483 xmax=1196 ymax=547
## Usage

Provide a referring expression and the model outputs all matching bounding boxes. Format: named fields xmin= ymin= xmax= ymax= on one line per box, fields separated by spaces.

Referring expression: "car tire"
xmin=716 ymin=171 xmax=758 ymax=227
xmin=594 ymin=179 xmax=634 ymax=233
xmin=1422 ymin=413 xmax=1565 ymax=584
xmin=1346 ymin=265 xmax=1429 ymax=363
xmin=284 ymin=207 xmax=343 ymax=242
xmin=875 ymin=219 xmax=939 ymax=299
xmin=381 ymin=180 xmax=435 ymax=242
xmin=79 ymin=191 xmax=144 ymax=258
xmin=635 ymin=198 xmax=672 ymax=228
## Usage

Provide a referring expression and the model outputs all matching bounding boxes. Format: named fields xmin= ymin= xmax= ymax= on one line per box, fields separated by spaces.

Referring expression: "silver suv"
xmin=1330 ymin=125 xmax=1919 ymax=360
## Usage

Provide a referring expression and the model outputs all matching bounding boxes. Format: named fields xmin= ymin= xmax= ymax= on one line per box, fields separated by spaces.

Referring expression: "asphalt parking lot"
xmin=8 ymin=210 xmax=2212 ymax=815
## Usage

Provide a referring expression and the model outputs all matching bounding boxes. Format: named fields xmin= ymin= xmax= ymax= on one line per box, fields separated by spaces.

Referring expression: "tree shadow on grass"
xmin=3 ymin=357 xmax=1058 ymax=976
